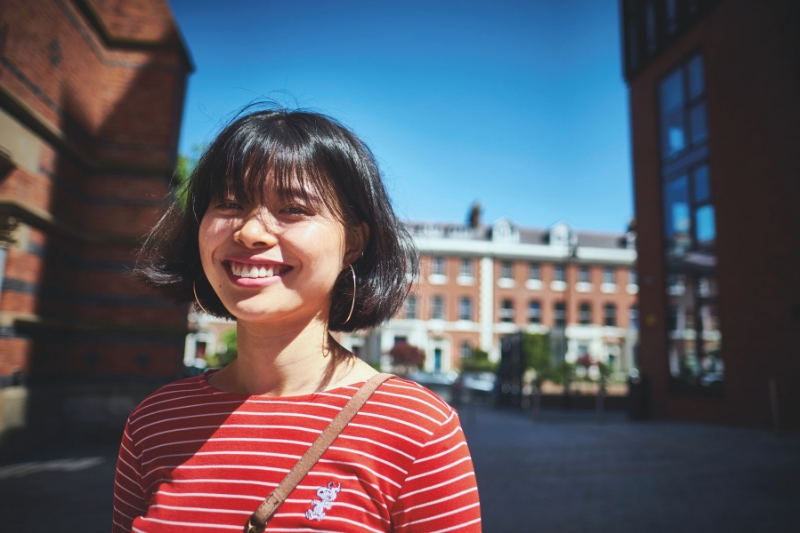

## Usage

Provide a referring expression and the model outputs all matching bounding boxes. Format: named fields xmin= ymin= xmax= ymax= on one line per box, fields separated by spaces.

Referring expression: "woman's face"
xmin=198 ymin=182 xmax=362 ymax=325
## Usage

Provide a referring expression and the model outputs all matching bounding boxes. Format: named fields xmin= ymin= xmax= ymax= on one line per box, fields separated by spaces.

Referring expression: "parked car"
xmin=407 ymin=371 xmax=459 ymax=404
xmin=452 ymin=372 xmax=497 ymax=406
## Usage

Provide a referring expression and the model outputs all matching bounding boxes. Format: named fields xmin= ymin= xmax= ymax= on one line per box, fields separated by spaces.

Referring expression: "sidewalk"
xmin=0 ymin=408 xmax=798 ymax=532
xmin=461 ymin=406 xmax=800 ymax=533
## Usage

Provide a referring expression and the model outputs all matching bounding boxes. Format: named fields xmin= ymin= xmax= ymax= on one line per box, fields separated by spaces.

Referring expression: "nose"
xmin=233 ymin=209 xmax=279 ymax=248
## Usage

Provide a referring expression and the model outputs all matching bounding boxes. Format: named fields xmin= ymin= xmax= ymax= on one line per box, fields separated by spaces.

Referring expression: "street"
xmin=1 ymin=407 xmax=798 ymax=532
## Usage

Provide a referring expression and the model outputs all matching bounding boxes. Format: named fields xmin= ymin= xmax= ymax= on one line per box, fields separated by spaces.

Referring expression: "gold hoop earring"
xmin=193 ymin=280 xmax=211 ymax=315
xmin=342 ymin=265 xmax=356 ymax=325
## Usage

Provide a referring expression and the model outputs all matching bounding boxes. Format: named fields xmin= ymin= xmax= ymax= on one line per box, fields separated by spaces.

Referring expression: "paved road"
xmin=461 ymin=407 xmax=800 ymax=533
xmin=1 ymin=408 xmax=798 ymax=532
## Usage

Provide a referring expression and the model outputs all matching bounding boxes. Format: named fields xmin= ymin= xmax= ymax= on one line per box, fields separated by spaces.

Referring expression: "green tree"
xmin=461 ymin=348 xmax=498 ymax=374
xmin=207 ymin=328 xmax=238 ymax=368
xmin=521 ymin=333 xmax=551 ymax=373
xmin=173 ymin=144 xmax=204 ymax=212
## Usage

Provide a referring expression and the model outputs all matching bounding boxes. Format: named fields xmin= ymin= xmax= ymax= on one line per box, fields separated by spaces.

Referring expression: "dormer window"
xmin=492 ymin=219 xmax=520 ymax=242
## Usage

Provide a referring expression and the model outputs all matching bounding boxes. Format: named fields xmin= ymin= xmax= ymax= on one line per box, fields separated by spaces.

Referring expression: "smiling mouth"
xmin=228 ymin=261 xmax=292 ymax=279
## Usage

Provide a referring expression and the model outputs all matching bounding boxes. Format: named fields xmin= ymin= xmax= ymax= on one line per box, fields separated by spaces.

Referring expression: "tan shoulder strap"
xmin=244 ymin=372 xmax=393 ymax=533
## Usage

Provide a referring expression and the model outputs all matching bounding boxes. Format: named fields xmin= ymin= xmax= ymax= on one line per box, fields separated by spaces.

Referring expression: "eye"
xmin=215 ymin=199 xmax=243 ymax=211
xmin=281 ymin=204 xmax=312 ymax=216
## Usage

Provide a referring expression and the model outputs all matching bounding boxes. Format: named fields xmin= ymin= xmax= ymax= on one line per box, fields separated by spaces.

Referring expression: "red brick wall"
xmin=629 ymin=0 xmax=800 ymax=428
xmin=0 ymin=0 xmax=191 ymax=380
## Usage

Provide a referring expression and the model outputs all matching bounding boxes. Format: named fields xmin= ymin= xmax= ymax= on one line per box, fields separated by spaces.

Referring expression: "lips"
xmin=228 ymin=261 xmax=292 ymax=279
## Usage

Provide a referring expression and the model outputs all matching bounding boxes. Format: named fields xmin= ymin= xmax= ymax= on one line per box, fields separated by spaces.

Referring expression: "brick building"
xmin=621 ymin=0 xmax=800 ymax=427
xmin=0 ymin=0 xmax=191 ymax=439
xmin=341 ymin=216 xmax=639 ymax=376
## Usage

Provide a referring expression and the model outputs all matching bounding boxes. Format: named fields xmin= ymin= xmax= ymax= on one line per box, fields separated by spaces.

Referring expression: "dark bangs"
xmin=197 ymin=113 xmax=358 ymax=224
xmin=137 ymin=105 xmax=418 ymax=331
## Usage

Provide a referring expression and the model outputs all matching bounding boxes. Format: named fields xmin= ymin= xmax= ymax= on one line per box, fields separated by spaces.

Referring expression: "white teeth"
xmin=231 ymin=262 xmax=283 ymax=278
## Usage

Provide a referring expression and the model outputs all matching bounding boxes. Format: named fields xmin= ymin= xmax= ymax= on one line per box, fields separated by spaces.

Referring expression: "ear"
xmin=343 ymin=222 xmax=369 ymax=266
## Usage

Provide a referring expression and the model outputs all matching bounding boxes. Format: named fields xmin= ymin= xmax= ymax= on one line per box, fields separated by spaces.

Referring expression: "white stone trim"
xmin=497 ymin=277 xmax=515 ymax=288
xmin=428 ymin=274 xmax=447 ymax=285
xmin=479 ymin=256 xmax=494 ymax=353
xmin=600 ymin=283 xmax=618 ymax=293
xmin=575 ymin=282 xmax=593 ymax=293
xmin=416 ymin=238 xmax=636 ymax=265
xmin=525 ymin=279 xmax=542 ymax=290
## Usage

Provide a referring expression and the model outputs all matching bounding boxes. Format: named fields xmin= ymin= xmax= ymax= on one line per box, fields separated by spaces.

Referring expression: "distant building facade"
xmin=621 ymin=0 xmax=800 ymax=427
xmin=0 ymin=0 xmax=191 ymax=438
xmin=342 ymin=218 xmax=639 ymax=377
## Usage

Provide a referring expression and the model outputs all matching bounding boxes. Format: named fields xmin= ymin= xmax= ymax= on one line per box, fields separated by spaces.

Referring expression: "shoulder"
xmin=127 ymin=373 xmax=212 ymax=427
xmin=363 ymin=376 xmax=456 ymax=433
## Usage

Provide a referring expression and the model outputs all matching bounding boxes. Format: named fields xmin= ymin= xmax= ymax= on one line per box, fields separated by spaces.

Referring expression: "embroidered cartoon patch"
xmin=306 ymin=482 xmax=341 ymax=521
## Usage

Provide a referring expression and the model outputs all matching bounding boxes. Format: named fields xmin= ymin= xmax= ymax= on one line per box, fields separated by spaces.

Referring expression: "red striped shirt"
xmin=113 ymin=374 xmax=481 ymax=532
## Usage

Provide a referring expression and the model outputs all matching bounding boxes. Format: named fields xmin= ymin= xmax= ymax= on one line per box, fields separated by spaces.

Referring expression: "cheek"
xmin=198 ymin=218 xmax=230 ymax=271
xmin=287 ymin=222 xmax=346 ymax=260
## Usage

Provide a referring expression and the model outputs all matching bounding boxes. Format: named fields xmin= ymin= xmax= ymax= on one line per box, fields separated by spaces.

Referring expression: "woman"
xmin=113 ymin=107 xmax=482 ymax=532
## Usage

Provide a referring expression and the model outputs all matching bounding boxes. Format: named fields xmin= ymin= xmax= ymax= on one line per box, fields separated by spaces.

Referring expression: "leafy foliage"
xmin=173 ymin=144 xmax=204 ymax=212
xmin=389 ymin=342 xmax=425 ymax=368
xmin=207 ymin=328 xmax=238 ymax=368
xmin=461 ymin=348 xmax=498 ymax=373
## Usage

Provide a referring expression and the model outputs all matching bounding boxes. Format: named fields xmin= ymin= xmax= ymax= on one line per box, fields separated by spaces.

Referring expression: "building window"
xmin=629 ymin=269 xmax=638 ymax=285
xmin=528 ymin=301 xmax=541 ymax=324
xmin=665 ymin=0 xmax=678 ymax=35
xmin=501 ymin=261 xmax=513 ymax=279
xmin=645 ymin=0 xmax=657 ymax=53
xmin=431 ymin=296 xmax=444 ymax=320
xmin=460 ymin=341 xmax=472 ymax=359
xmin=603 ymin=267 xmax=615 ymax=285
xmin=660 ymin=53 xmax=722 ymax=391
xmin=500 ymin=299 xmax=515 ymax=323
xmin=554 ymin=265 xmax=565 ymax=282
xmin=604 ymin=304 xmax=617 ymax=327
xmin=459 ymin=297 xmax=472 ymax=321
xmin=528 ymin=263 xmax=541 ymax=281
xmin=630 ymin=305 xmax=639 ymax=329
xmin=459 ymin=258 xmax=473 ymax=277
xmin=431 ymin=257 xmax=445 ymax=276
xmin=405 ymin=295 xmax=417 ymax=319
xmin=579 ymin=303 xmax=592 ymax=325
xmin=659 ymin=54 xmax=706 ymax=160
xmin=554 ymin=302 xmax=566 ymax=328
xmin=578 ymin=266 xmax=590 ymax=283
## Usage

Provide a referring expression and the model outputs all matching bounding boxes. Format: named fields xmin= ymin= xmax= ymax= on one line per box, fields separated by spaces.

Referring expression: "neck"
xmin=213 ymin=316 xmax=355 ymax=396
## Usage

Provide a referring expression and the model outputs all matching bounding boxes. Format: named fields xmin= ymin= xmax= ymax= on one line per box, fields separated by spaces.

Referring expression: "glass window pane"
xmin=528 ymin=301 xmax=541 ymax=323
xmin=659 ymin=69 xmax=686 ymax=158
xmin=696 ymin=205 xmax=716 ymax=243
xmin=693 ymin=165 xmax=710 ymax=202
xmin=460 ymin=258 xmax=472 ymax=277
xmin=689 ymin=102 xmax=708 ymax=145
xmin=459 ymin=297 xmax=472 ymax=320
xmin=405 ymin=296 xmax=417 ymax=319
xmin=687 ymin=54 xmax=704 ymax=99
xmin=501 ymin=261 xmax=513 ymax=279
xmin=664 ymin=175 xmax=690 ymax=238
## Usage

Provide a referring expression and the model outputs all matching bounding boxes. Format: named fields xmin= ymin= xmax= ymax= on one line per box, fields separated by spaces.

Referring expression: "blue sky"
xmin=169 ymin=0 xmax=632 ymax=232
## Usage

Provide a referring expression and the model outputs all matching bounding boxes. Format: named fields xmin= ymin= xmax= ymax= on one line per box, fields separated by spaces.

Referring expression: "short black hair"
xmin=136 ymin=104 xmax=418 ymax=332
